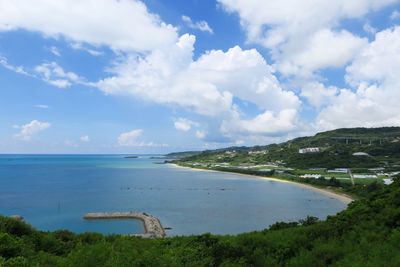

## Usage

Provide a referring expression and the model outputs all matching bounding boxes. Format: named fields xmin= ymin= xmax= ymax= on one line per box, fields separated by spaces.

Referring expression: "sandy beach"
xmin=170 ymin=164 xmax=354 ymax=205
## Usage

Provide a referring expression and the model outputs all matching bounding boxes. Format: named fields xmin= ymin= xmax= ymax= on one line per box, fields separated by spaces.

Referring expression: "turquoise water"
xmin=0 ymin=155 xmax=346 ymax=236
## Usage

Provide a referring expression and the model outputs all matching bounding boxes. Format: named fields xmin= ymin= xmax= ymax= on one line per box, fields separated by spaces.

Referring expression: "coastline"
xmin=169 ymin=163 xmax=354 ymax=205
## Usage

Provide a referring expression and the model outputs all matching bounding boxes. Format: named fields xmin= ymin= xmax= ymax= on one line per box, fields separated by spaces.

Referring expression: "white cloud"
xmin=0 ymin=0 xmax=305 ymax=144
xmin=97 ymin=33 xmax=300 ymax=142
xmin=182 ymin=15 xmax=214 ymax=34
xmin=34 ymin=62 xmax=85 ymax=88
xmin=218 ymin=0 xmax=394 ymax=76
xmin=49 ymin=46 xmax=61 ymax=57
xmin=363 ymin=23 xmax=377 ymax=34
xmin=277 ymin=29 xmax=367 ymax=77
xmin=117 ymin=129 xmax=168 ymax=147
xmin=80 ymin=135 xmax=90 ymax=142
xmin=118 ymin=129 xmax=143 ymax=146
xmin=316 ymin=26 xmax=400 ymax=130
xmin=34 ymin=104 xmax=49 ymax=109
xmin=97 ymin=35 xmax=299 ymax=118
xmin=14 ymin=120 xmax=50 ymax=141
xmin=1 ymin=57 xmax=87 ymax=89
xmin=195 ymin=130 xmax=207 ymax=139
xmin=70 ymin=43 xmax=103 ymax=56
xmin=174 ymin=118 xmax=198 ymax=132
xmin=390 ymin=10 xmax=400 ymax=20
xmin=0 ymin=56 xmax=32 ymax=76
xmin=300 ymin=82 xmax=338 ymax=108
xmin=0 ymin=0 xmax=177 ymax=52
xmin=346 ymin=26 xmax=400 ymax=86
xmin=221 ymin=109 xmax=298 ymax=136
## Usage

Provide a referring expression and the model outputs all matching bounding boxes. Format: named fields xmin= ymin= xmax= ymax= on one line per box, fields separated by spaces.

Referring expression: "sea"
xmin=0 ymin=155 xmax=346 ymax=236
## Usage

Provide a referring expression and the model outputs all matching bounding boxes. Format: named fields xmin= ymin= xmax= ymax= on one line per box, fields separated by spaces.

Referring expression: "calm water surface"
xmin=0 ymin=155 xmax=346 ymax=235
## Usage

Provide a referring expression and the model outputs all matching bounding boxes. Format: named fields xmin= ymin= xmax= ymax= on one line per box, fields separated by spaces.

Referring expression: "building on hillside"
xmin=248 ymin=150 xmax=267 ymax=155
xmin=384 ymin=178 xmax=394 ymax=185
xmin=352 ymin=152 xmax=370 ymax=156
xmin=327 ymin=168 xmax=349 ymax=173
xmin=353 ymin=174 xmax=377 ymax=179
xmin=299 ymin=147 xmax=320 ymax=154
xmin=300 ymin=174 xmax=322 ymax=179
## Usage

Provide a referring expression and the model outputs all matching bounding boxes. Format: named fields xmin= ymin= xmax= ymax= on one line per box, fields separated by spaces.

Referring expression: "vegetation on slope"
xmin=173 ymin=127 xmax=400 ymax=169
xmin=1 ymin=179 xmax=400 ymax=266
xmin=169 ymin=127 xmax=400 ymax=198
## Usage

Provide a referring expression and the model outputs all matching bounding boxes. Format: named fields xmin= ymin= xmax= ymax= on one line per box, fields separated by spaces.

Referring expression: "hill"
xmin=175 ymin=127 xmax=400 ymax=170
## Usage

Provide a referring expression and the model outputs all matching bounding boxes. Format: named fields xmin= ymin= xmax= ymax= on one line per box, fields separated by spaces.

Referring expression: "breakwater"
xmin=83 ymin=211 xmax=165 ymax=238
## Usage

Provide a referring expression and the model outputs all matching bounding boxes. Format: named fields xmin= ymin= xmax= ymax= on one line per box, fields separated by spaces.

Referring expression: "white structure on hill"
xmin=299 ymin=147 xmax=320 ymax=154
xmin=327 ymin=168 xmax=349 ymax=173
xmin=353 ymin=174 xmax=377 ymax=179
xmin=352 ymin=152 xmax=370 ymax=156
xmin=300 ymin=174 xmax=322 ymax=179
xmin=383 ymin=178 xmax=394 ymax=185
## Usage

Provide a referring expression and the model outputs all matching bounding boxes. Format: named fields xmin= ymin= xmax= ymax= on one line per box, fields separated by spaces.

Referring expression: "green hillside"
xmin=175 ymin=127 xmax=400 ymax=169
xmin=1 ymin=179 xmax=400 ymax=266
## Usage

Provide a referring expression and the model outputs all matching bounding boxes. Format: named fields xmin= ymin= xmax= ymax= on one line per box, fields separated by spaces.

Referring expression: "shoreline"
xmin=169 ymin=163 xmax=354 ymax=205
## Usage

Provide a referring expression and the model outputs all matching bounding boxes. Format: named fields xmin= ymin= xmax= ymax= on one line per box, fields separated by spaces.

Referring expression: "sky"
xmin=1 ymin=0 xmax=400 ymax=154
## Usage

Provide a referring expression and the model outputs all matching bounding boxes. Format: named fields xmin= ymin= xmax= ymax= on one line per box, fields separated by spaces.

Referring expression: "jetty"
xmin=83 ymin=211 xmax=166 ymax=238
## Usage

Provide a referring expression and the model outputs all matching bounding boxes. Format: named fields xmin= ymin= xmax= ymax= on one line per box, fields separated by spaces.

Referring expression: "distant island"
xmin=124 ymin=156 xmax=139 ymax=159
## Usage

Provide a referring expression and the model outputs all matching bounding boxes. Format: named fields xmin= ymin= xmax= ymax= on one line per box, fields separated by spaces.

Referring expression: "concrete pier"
xmin=83 ymin=211 xmax=166 ymax=238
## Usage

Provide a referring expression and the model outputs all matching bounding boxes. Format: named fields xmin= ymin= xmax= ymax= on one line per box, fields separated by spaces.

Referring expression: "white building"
xmin=299 ymin=147 xmax=320 ymax=154
xmin=383 ymin=178 xmax=394 ymax=185
xmin=300 ymin=174 xmax=322 ymax=179
xmin=352 ymin=152 xmax=370 ymax=156
xmin=327 ymin=168 xmax=349 ymax=173
xmin=353 ymin=174 xmax=377 ymax=179
xmin=248 ymin=150 xmax=267 ymax=155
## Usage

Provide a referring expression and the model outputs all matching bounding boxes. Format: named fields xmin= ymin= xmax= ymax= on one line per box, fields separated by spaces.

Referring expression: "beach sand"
xmin=169 ymin=164 xmax=354 ymax=205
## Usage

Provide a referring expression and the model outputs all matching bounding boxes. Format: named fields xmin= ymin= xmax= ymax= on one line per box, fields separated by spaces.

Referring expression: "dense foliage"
xmin=1 ymin=179 xmax=400 ymax=266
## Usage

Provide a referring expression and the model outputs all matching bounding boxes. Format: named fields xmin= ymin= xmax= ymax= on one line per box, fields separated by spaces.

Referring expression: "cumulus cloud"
xmin=300 ymin=82 xmax=339 ymax=108
xmin=218 ymin=0 xmax=394 ymax=76
xmin=14 ymin=120 xmax=50 ymax=141
xmin=0 ymin=0 xmax=177 ymax=52
xmin=174 ymin=118 xmax=199 ymax=132
xmin=221 ymin=109 xmax=298 ymax=137
xmin=9 ymin=0 xmax=396 ymax=145
xmin=97 ymin=34 xmax=300 ymax=141
xmin=277 ymin=29 xmax=367 ymax=77
xmin=97 ymin=34 xmax=299 ymax=119
xmin=182 ymin=15 xmax=214 ymax=34
xmin=0 ymin=0 xmax=305 ymax=144
xmin=316 ymin=26 xmax=400 ymax=130
xmin=118 ymin=129 xmax=168 ymax=147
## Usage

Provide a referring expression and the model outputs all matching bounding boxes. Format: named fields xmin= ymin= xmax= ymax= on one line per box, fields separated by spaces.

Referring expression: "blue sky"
xmin=1 ymin=0 xmax=400 ymax=153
